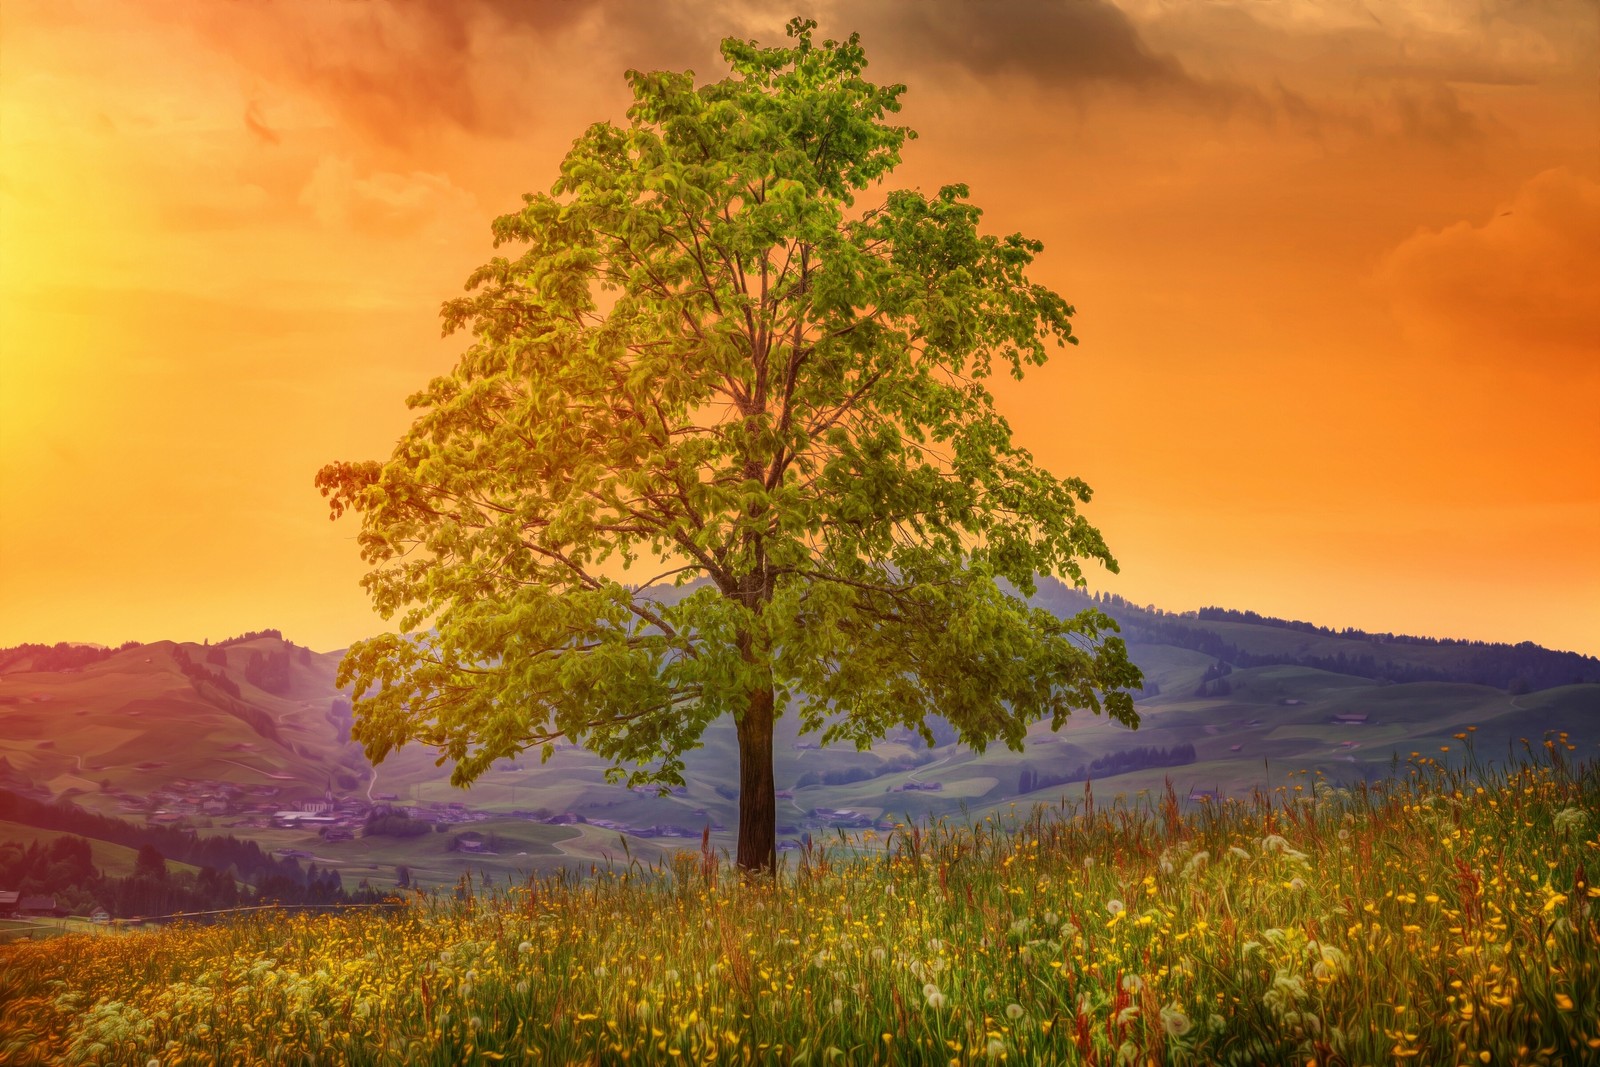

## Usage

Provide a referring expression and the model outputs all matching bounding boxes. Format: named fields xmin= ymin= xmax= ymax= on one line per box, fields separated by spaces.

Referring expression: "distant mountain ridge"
xmin=1024 ymin=579 xmax=1600 ymax=695
xmin=2 ymin=588 xmax=1597 ymax=891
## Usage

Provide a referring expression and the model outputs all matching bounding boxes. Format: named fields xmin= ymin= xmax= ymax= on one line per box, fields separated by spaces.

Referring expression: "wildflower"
xmin=1182 ymin=851 xmax=1210 ymax=878
xmin=1160 ymin=1004 xmax=1193 ymax=1037
xmin=1229 ymin=846 xmax=1251 ymax=860
xmin=871 ymin=947 xmax=886 ymax=963
xmin=985 ymin=1037 xmax=1005 ymax=1059
xmin=1121 ymin=974 xmax=1143 ymax=994
xmin=1006 ymin=1003 xmax=1025 ymax=1020
xmin=518 ymin=941 xmax=533 ymax=955
xmin=1116 ymin=1004 xmax=1140 ymax=1025
xmin=1043 ymin=911 xmax=1059 ymax=926
xmin=1106 ymin=898 xmax=1125 ymax=915
xmin=923 ymin=983 xmax=947 ymax=1010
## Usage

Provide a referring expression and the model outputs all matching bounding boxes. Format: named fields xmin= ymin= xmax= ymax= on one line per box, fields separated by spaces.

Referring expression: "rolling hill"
xmin=2 ymin=594 xmax=1596 ymax=890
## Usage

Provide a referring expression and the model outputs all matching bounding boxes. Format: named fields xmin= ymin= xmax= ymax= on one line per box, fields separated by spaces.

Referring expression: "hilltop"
xmin=2 ymin=595 xmax=1596 ymax=893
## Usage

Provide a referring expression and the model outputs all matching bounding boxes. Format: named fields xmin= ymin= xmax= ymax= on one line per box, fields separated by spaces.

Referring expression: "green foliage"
xmin=317 ymin=20 xmax=1141 ymax=868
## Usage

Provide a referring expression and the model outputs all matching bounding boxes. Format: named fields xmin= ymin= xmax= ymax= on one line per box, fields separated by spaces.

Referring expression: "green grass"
xmin=0 ymin=820 xmax=203 ymax=880
xmin=1 ymin=738 xmax=1594 ymax=1066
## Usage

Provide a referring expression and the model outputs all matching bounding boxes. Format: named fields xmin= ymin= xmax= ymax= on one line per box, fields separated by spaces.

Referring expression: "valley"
xmin=3 ymin=597 xmax=1597 ymax=898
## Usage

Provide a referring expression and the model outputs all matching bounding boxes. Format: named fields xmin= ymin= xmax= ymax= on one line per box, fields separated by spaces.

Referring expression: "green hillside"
xmin=3 ymin=603 xmax=1596 ymax=891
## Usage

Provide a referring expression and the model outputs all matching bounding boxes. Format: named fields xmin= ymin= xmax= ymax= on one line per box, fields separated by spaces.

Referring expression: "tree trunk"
xmin=734 ymin=684 xmax=777 ymax=875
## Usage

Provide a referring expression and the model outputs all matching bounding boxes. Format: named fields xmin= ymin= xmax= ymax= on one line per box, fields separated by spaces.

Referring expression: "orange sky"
xmin=2 ymin=0 xmax=1597 ymax=656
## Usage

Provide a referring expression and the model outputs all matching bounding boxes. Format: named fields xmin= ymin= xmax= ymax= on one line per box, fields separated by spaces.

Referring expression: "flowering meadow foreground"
xmin=1 ymin=738 xmax=1595 ymax=1066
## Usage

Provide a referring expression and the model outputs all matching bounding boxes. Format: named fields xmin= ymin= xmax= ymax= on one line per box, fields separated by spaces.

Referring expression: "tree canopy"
xmin=317 ymin=18 xmax=1142 ymax=873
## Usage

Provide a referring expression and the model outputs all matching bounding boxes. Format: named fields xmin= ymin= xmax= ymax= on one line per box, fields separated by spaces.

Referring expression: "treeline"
xmin=794 ymin=751 xmax=937 ymax=789
xmin=1016 ymin=743 xmax=1197 ymax=795
xmin=1029 ymin=578 xmax=1598 ymax=693
xmin=216 ymin=629 xmax=284 ymax=646
xmin=0 ymin=789 xmax=302 ymax=887
xmin=1124 ymin=615 xmax=1597 ymax=693
xmin=0 ymin=641 xmax=141 ymax=675
xmin=0 ymin=836 xmax=380 ymax=919
xmin=1195 ymin=661 xmax=1233 ymax=698
xmin=243 ymin=648 xmax=294 ymax=696
xmin=173 ymin=646 xmax=242 ymax=699
xmin=364 ymin=810 xmax=434 ymax=838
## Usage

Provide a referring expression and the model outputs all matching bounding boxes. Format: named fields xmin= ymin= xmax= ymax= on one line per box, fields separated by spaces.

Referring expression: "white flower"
xmin=1006 ymin=1002 xmax=1025 ymax=1020
xmin=1229 ymin=846 xmax=1251 ymax=860
xmin=1121 ymin=974 xmax=1143 ymax=994
xmin=1160 ymin=1004 xmax=1193 ymax=1037
xmin=1106 ymin=898 xmax=1125 ymax=915
xmin=985 ymin=1037 xmax=1006 ymax=1059
xmin=518 ymin=941 xmax=533 ymax=955
xmin=923 ymin=983 xmax=947 ymax=1010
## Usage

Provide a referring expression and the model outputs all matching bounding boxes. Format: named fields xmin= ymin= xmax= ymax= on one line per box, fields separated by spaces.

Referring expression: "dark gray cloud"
xmin=847 ymin=0 xmax=1194 ymax=92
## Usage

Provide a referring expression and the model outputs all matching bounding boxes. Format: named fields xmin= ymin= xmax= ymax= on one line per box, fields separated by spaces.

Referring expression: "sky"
xmin=1 ymin=0 xmax=1596 ymax=657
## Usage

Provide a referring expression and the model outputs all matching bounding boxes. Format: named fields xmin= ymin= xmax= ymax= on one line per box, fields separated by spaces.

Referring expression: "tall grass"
xmin=2 ymin=733 xmax=1595 ymax=1065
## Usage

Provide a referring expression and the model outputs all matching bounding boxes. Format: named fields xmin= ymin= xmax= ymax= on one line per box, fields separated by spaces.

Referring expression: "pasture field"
xmin=1 ymin=736 xmax=1594 ymax=1066
xmin=0 ymin=820 xmax=203 ymax=881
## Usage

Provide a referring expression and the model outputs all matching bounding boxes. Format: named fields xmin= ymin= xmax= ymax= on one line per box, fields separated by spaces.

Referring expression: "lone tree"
xmin=317 ymin=19 xmax=1142 ymax=875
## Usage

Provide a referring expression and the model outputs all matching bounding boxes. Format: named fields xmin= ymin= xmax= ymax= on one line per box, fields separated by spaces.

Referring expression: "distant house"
xmin=18 ymin=895 xmax=64 ymax=918
xmin=454 ymin=831 xmax=489 ymax=854
xmin=1333 ymin=713 xmax=1370 ymax=724
xmin=1188 ymin=788 xmax=1222 ymax=803
xmin=90 ymin=908 xmax=111 ymax=924
xmin=0 ymin=890 xmax=19 ymax=916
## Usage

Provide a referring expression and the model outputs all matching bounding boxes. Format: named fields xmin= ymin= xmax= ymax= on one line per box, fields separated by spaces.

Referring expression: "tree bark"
xmin=734 ymin=684 xmax=777 ymax=875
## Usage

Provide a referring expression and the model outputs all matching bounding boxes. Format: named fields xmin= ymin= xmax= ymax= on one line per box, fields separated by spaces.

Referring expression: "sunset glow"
xmin=2 ymin=0 xmax=1596 ymax=654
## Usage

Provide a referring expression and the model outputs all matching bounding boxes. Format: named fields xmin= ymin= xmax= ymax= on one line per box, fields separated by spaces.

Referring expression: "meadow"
xmin=1 ymin=733 xmax=1595 ymax=1066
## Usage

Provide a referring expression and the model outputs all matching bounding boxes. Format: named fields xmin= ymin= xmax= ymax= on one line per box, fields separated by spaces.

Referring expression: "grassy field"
xmin=0 ymin=820 xmax=205 ymax=881
xmin=1 ymin=738 xmax=1594 ymax=1066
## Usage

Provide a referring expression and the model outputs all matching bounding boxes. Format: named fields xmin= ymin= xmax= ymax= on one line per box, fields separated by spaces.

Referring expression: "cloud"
xmin=1389 ymin=82 xmax=1482 ymax=146
xmin=298 ymin=157 xmax=477 ymax=236
xmin=848 ymin=0 xmax=1193 ymax=91
xmin=181 ymin=0 xmax=741 ymax=147
xmin=1376 ymin=168 xmax=1600 ymax=370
